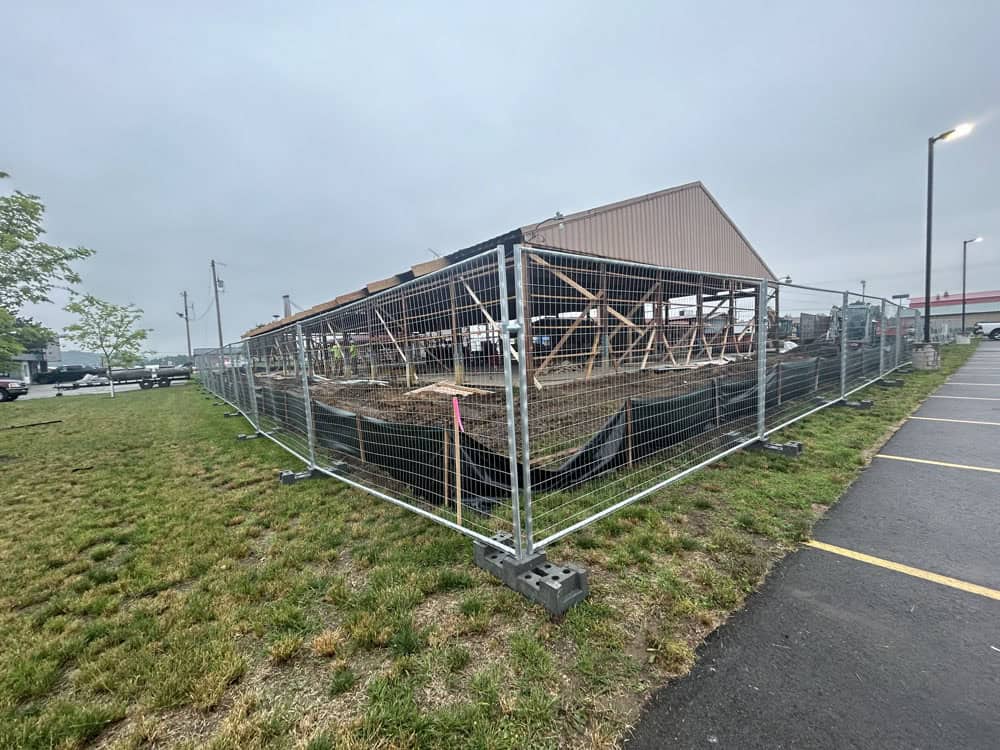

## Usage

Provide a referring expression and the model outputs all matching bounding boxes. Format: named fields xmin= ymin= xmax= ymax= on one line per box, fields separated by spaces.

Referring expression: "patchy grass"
xmin=0 ymin=345 xmax=974 ymax=748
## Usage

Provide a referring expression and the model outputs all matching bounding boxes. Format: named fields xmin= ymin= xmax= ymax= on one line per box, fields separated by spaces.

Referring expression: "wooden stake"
xmin=712 ymin=377 xmax=721 ymax=427
xmin=442 ymin=429 xmax=449 ymax=507
xmin=625 ymin=398 xmax=634 ymax=466
xmin=356 ymin=414 xmax=366 ymax=463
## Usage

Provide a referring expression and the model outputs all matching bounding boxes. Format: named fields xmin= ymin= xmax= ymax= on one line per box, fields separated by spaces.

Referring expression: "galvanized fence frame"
xmin=196 ymin=244 xmax=916 ymax=560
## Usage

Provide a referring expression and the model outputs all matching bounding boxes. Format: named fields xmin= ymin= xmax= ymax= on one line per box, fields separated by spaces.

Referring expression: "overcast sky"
xmin=3 ymin=1 xmax=998 ymax=355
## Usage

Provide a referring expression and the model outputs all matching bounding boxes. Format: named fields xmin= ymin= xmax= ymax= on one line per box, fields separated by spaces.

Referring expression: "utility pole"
xmin=211 ymin=260 xmax=224 ymax=349
xmin=179 ymin=291 xmax=193 ymax=359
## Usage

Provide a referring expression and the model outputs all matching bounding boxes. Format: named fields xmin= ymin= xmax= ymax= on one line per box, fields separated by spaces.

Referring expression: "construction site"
xmin=199 ymin=182 xmax=915 ymax=611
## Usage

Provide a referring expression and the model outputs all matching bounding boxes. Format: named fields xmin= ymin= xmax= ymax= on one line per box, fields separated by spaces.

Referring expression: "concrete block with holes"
xmin=473 ymin=532 xmax=589 ymax=615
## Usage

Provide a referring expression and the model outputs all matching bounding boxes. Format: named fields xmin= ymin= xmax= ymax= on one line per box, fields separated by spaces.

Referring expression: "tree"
xmin=1 ymin=173 xmax=94 ymax=312
xmin=0 ymin=171 xmax=94 ymax=364
xmin=0 ymin=312 xmax=56 ymax=373
xmin=63 ymin=294 xmax=150 ymax=398
xmin=0 ymin=309 xmax=21 ymax=369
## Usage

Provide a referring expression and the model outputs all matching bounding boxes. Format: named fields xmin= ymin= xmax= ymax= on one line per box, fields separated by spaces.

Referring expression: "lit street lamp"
xmin=961 ymin=236 xmax=984 ymax=333
xmin=923 ymin=122 xmax=974 ymax=342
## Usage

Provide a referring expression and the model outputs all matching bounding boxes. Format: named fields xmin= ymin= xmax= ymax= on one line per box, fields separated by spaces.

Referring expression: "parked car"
xmin=971 ymin=322 xmax=1000 ymax=340
xmin=0 ymin=375 xmax=29 ymax=402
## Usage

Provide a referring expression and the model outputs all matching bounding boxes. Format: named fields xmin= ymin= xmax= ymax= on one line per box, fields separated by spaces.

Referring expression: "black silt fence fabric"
xmin=259 ymin=349 xmax=883 ymax=507
xmin=312 ymin=402 xmax=362 ymax=456
xmin=777 ymin=359 xmax=821 ymax=403
xmin=358 ymin=417 xmax=447 ymax=504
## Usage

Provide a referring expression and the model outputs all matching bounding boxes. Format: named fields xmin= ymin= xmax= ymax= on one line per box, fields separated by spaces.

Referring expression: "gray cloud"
xmin=4 ymin=0 xmax=998 ymax=354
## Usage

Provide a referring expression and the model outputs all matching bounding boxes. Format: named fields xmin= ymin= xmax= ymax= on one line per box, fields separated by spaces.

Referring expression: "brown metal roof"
xmin=242 ymin=182 xmax=772 ymax=338
xmin=520 ymin=182 xmax=776 ymax=282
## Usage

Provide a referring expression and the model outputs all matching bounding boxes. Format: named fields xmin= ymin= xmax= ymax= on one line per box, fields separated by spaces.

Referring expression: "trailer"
xmin=58 ymin=366 xmax=192 ymax=391
xmin=126 ymin=366 xmax=192 ymax=389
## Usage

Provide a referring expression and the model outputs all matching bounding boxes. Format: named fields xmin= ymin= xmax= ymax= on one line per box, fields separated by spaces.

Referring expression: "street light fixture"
xmin=943 ymin=122 xmax=975 ymax=141
xmin=961 ymin=236 xmax=984 ymax=333
xmin=923 ymin=122 xmax=975 ymax=342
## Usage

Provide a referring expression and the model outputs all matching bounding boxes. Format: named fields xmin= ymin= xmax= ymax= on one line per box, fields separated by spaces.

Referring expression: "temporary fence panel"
xmin=197 ymin=244 xmax=916 ymax=560
xmin=205 ymin=249 xmax=524 ymax=555
xmin=515 ymin=246 xmax=765 ymax=548
xmin=762 ymin=283 xmax=846 ymax=435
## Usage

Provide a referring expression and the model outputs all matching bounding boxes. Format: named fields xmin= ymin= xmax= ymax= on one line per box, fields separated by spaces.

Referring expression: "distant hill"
xmin=59 ymin=350 xmax=104 ymax=368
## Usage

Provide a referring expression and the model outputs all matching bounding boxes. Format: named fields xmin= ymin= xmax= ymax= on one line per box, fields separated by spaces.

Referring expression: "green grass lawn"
xmin=0 ymin=345 xmax=975 ymax=749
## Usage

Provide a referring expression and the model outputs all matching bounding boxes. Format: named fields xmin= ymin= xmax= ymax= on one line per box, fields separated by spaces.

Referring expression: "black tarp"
xmin=257 ymin=348 xmax=883 ymax=507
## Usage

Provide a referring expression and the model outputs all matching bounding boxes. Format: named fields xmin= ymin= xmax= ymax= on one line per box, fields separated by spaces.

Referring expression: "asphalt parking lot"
xmin=626 ymin=341 xmax=1000 ymax=749
xmin=13 ymin=380 xmax=190 ymax=401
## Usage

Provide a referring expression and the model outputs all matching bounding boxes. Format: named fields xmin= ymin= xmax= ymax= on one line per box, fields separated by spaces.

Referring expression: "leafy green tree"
xmin=0 ymin=312 xmax=56 ymax=372
xmin=0 ymin=172 xmax=94 ymax=312
xmin=63 ymin=294 xmax=150 ymax=398
xmin=0 ymin=309 xmax=22 ymax=369
xmin=10 ymin=317 xmax=55 ymax=352
xmin=0 ymin=171 xmax=94 ymax=365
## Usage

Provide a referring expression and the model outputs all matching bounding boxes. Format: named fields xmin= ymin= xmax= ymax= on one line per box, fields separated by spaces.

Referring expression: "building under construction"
xmin=200 ymin=181 xmax=912 ymax=611
xmin=243 ymin=181 xmax=777 ymax=386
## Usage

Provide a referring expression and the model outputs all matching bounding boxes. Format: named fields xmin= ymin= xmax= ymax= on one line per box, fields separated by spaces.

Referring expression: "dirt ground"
xmin=293 ymin=356 xmax=761 ymax=463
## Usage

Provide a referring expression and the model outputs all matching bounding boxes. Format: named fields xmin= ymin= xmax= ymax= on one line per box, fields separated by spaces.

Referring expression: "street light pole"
xmin=961 ymin=236 xmax=984 ymax=333
xmin=923 ymin=122 xmax=974 ymax=343
xmin=924 ymin=136 xmax=934 ymax=342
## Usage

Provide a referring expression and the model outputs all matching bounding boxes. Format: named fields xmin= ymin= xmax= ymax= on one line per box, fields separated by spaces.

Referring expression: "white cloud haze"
xmin=3 ymin=1 xmax=998 ymax=354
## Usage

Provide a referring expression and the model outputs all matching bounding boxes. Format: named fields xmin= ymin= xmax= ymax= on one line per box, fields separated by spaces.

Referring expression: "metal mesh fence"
xmin=521 ymin=248 xmax=763 ymax=547
xmin=195 ymin=244 xmax=915 ymax=558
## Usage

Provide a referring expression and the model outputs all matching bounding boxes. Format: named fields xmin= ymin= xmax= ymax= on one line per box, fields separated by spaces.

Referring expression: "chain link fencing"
xmin=196 ymin=245 xmax=917 ymax=558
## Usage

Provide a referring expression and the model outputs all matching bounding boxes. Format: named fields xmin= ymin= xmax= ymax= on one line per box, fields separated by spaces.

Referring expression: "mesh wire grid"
xmin=195 ymin=245 xmax=915 ymax=556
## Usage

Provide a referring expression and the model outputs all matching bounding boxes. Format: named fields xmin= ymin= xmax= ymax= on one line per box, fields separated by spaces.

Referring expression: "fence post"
xmin=894 ymin=303 xmax=903 ymax=370
xmin=228 ymin=345 xmax=239 ymax=404
xmin=296 ymin=323 xmax=317 ymax=469
xmin=218 ymin=348 xmax=225 ymax=398
xmin=244 ymin=340 xmax=260 ymax=431
xmin=879 ymin=299 xmax=887 ymax=376
xmin=513 ymin=244 xmax=535 ymax=555
xmin=497 ymin=245 xmax=524 ymax=557
xmin=840 ymin=291 xmax=849 ymax=399
xmin=756 ymin=279 xmax=768 ymax=439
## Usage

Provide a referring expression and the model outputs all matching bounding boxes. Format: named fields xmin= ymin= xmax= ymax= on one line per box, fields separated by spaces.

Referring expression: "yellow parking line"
xmin=805 ymin=540 xmax=1000 ymax=600
xmin=877 ymin=454 xmax=1000 ymax=474
xmin=910 ymin=416 xmax=1000 ymax=427
xmin=927 ymin=395 xmax=1000 ymax=401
